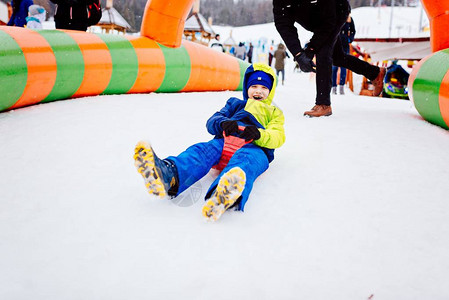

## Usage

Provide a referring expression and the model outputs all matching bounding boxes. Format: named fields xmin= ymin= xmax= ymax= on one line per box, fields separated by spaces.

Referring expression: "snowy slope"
xmin=1 ymin=71 xmax=449 ymax=300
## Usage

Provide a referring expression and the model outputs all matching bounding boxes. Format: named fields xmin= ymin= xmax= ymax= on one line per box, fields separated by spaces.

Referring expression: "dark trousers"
xmin=276 ymin=69 xmax=285 ymax=82
xmin=332 ymin=65 xmax=347 ymax=86
xmin=315 ymin=16 xmax=380 ymax=105
xmin=55 ymin=20 xmax=87 ymax=32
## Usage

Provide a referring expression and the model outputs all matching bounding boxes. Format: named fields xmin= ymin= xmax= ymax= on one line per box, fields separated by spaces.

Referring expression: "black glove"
xmin=221 ymin=120 xmax=239 ymax=136
xmin=294 ymin=47 xmax=316 ymax=73
xmin=240 ymin=125 xmax=261 ymax=141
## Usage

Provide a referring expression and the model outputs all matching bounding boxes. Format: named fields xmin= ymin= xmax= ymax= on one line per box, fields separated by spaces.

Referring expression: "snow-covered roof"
xmin=185 ymin=12 xmax=215 ymax=35
xmin=99 ymin=7 xmax=131 ymax=29
xmin=222 ymin=36 xmax=237 ymax=46
xmin=354 ymin=38 xmax=431 ymax=62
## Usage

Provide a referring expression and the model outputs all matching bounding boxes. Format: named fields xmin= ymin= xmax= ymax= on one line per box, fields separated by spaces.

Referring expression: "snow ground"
xmin=1 ymin=71 xmax=449 ymax=300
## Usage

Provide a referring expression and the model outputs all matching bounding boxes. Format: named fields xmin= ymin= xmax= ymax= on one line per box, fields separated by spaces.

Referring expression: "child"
xmin=7 ymin=0 xmax=33 ymax=27
xmin=26 ymin=4 xmax=46 ymax=29
xmin=134 ymin=63 xmax=285 ymax=221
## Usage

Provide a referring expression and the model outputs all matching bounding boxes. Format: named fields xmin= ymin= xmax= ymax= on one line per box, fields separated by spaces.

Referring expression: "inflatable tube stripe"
xmin=156 ymin=44 xmax=191 ymax=92
xmin=125 ymin=36 xmax=166 ymax=93
xmin=38 ymin=30 xmax=84 ymax=103
xmin=439 ymin=67 xmax=449 ymax=128
xmin=407 ymin=55 xmax=431 ymax=106
xmin=64 ymin=30 xmax=113 ymax=98
xmin=0 ymin=29 xmax=27 ymax=111
xmin=2 ymin=27 xmax=57 ymax=110
xmin=412 ymin=49 xmax=449 ymax=129
xmin=97 ymin=34 xmax=139 ymax=95
xmin=237 ymin=60 xmax=249 ymax=91
xmin=181 ymin=40 xmax=243 ymax=92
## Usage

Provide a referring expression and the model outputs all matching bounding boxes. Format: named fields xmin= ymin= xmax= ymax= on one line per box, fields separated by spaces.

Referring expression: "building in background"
xmin=183 ymin=0 xmax=215 ymax=46
xmin=93 ymin=0 xmax=131 ymax=34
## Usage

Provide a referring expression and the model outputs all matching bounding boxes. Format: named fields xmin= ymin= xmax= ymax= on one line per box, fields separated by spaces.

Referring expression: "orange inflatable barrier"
xmin=421 ymin=1 xmax=449 ymax=52
xmin=0 ymin=0 xmax=248 ymax=112
xmin=141 ymin=0 xmax=195 ymax=48
xmin=408 ymin=0 xmax=449 ymax=129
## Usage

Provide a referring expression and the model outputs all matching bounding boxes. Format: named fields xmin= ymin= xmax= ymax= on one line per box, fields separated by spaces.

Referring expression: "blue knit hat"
xmin=247 ymin=71 xmax=273 ymax=91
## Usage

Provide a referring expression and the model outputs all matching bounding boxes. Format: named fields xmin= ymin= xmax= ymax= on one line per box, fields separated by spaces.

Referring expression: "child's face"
xmin=248 ymin=84 xmax=270 ymax=101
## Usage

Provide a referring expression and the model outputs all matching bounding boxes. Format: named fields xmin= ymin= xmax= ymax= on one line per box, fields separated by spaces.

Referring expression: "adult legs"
xmin=332 ymin=39 xmax=379 ymax=82
xmin=339 ymin=67 xmax=347 ymax=85
xmin=314 ymin=0 xmax=384 ymax=105
xmin=332 ymin=66 xmax=338 ymax=87
xmin=314 ymin=13 xmax=350 ymax=106
xmin=55 ymin=20 xmax=87 ymax=31
xmin=277 ymin=69 xmax=285 ymax=84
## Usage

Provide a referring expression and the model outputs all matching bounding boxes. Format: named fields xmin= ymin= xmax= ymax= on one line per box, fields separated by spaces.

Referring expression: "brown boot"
xmin=372 ymin=67 xmax=386 ymax=96
xmin=303 ymin=105 xmax=332 ymax=117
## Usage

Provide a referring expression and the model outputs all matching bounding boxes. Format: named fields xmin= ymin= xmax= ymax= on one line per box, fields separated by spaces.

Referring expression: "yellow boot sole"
xmin=202 ymin=167 xmax=246 ymax=221
xmin=134 ymin=141 xmax=167 ymax=198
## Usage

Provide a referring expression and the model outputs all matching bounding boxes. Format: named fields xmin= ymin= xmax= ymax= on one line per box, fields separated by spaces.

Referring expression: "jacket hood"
xmin=242 ymin=63 xmax=277 ymax=105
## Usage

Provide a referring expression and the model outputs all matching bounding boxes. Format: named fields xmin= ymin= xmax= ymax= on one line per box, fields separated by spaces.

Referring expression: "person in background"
xmin=332 ymin=15 xmax=355 ymax=95
xmin=268 ymin=40 xmax=275 ymax=66
xmin=26 ymin=4 xmax=46 ymax=29
xmin=50 ymin=0 xmax=89 ymax=31
xmin=235 ymin=42 xmax=246 ymax=61
xmin=247 ymin=42 xmax=254 ymax=63
xmin=229 ymin=45 xmax=236 ymax=56
xmin=209 ymin=33 xmax=225 ymax=53
xmin=7 ymin=0 xmax=33 ymax=27
xmin=274 ymin=43 xmax=290 ymax=85
xmin=273 ymin=0 xmax=386 ymax=117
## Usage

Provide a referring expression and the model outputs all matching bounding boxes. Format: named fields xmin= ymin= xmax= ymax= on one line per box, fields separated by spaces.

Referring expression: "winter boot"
xmin=332 ymin=86 xmax=337 ymax=95
xmin=202 ymin=167 xmax=246 ymax=221
xmin=134 ymin=141 xmax=179 ymax=198
xmin=303 ymin=105 xmax=332 ymax=117
xmin=339 ymin=85 xmax=345 ymax=95
xmin=372 ymin=67 xmax=386 ymax=96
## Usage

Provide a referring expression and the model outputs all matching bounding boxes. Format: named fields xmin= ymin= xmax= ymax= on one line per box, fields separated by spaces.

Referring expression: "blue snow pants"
xmin=166 ymin=139 xmax=269 ymax=211
xmin=332 ymin=65 xmax=347 ymax=86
